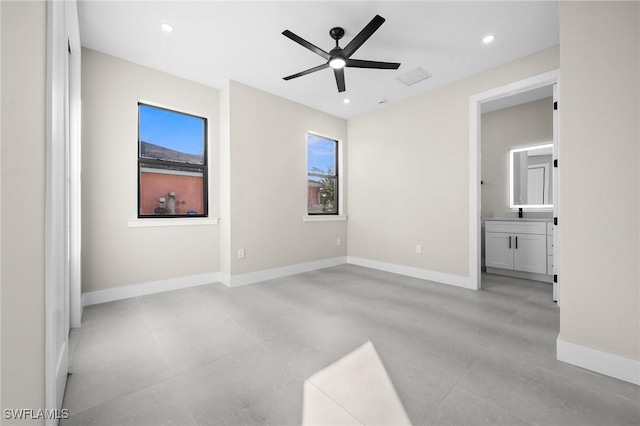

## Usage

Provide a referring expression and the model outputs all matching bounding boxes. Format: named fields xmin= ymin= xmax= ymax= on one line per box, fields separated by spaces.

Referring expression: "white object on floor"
xmin=302 ymin=341 xmax=411 ymax=425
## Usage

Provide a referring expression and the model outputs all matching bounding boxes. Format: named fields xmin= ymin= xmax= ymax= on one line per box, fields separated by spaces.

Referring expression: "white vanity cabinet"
xmin=485 ymin=220 xmax=552 ymax=282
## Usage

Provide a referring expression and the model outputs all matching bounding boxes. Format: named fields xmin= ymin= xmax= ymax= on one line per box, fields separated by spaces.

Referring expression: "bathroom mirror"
xmin=510 ymin=143 xmax=553 ymax=208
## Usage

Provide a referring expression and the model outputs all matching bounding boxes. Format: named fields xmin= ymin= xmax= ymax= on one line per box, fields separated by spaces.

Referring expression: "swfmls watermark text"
xmin=3 ymin=409 xmax=69 ymax=420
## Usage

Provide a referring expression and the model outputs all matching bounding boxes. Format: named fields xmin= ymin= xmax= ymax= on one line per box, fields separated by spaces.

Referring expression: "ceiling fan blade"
xmin=342 ymin=15 xmax=385 ymax=58
xmin=283 ymin=63 xmax=330 ymax=80
xmin=334 ymin=67 xmax=346 ymax=92
xmin=282 ymin=30 xmax=331 ymax=60
xmin=346 ymin=59 xmax=401 ymax=70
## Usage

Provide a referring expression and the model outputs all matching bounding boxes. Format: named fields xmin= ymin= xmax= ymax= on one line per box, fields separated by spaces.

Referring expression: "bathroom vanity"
xmin=485 ymin=218 xmax=553 ymax=283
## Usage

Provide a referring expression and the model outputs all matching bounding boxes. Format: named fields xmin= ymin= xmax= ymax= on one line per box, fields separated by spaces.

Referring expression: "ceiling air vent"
xmin=397 ymin=67 xmax=432 ymax=86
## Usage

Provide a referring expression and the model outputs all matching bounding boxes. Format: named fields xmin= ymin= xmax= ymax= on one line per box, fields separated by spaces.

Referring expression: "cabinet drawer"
xmin=485 ymin=221 xmax=547 ymax=235
xmin=547 ymin=222 xmax=554 ymax=235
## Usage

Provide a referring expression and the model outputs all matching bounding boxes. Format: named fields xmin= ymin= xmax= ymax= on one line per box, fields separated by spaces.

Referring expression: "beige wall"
xmin=480 ymin=98 xmax=553 ymax=261
xmin=1 ymin=0 xmax=46 ymax=420
xmin=559 ymin=1 xmax=639 ymax=360
xmin=219 ymin=83 xmax=231 ymax=278
xmin=348 ymin=47 xmax=559 ymax=278
xmin=81 ymin=49 xmax=220 ymax=292
xmin=81 ymin=55 xmax=347 ymax=288
xmin=225 ymin=81 xmax=348 ymax=276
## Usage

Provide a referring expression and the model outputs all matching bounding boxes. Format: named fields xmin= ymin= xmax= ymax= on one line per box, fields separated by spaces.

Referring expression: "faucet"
xmin=518 ymin=207 xmax=523 ymax=218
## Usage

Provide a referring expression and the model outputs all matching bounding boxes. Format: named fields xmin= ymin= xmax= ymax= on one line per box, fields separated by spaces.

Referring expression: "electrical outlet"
xmin=416 ymin=245 xmax=422 ymax=254
xmin=238 ymin=248 xmax=245 ymax=259
xmin=337 ymin=238 xmax=342 ymax=246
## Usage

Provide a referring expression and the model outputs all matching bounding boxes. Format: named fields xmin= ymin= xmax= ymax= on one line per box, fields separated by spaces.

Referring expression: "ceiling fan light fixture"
xmin=329 ymin=57 xmax=346 ymax=69
xmin=482 ymin=34 xmax=496 ymax=44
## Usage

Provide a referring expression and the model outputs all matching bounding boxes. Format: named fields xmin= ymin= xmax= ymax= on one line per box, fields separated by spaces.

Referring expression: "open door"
xmin=552 ymin=83 xmax=560 ymax=303
xmin=46 ymin=1 xmax=81 ymax=422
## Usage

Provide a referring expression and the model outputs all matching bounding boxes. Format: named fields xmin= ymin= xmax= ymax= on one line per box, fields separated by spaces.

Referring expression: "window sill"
xmin=303 ymin=215 xmax=348 ymax=222
xmin=128 ymin=217 xmax=219 ymax=228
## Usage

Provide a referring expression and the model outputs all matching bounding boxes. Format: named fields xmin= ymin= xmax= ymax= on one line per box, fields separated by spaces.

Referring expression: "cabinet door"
xmin=513 ymin=233 xmax=547 ymax=274
xmin=486 ymin=232 xmax=514 ymax=270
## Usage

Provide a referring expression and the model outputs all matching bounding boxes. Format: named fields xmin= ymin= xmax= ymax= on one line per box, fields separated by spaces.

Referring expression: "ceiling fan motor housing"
xmin=330 ymin=27 xmax=345 ymax=43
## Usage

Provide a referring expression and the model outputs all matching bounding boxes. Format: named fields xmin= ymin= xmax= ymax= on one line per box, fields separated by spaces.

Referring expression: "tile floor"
xmin=61 ymin=265 xmax=640 ymax=425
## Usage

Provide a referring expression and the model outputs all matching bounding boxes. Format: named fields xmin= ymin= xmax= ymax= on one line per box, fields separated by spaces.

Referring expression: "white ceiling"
xmin=78 ymin=1 xmax=559 ymax=120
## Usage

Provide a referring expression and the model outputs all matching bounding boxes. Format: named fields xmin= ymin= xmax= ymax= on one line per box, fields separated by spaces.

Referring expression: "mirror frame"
xmin=509 ymin=143 xmax=554 ymax=209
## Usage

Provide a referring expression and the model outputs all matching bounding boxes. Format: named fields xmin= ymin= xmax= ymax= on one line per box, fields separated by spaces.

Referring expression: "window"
xmin=138 ymin=103 xmax=207 ymax=217
xmin=307 ymin=133 xmax=338 ymax=215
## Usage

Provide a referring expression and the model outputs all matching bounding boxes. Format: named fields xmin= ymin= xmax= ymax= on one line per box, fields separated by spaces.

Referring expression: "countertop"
xmin=485 ymin=217 xmax=552 ymax=222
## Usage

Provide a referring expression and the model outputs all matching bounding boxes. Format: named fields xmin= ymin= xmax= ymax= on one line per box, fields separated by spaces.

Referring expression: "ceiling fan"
xmin=282 ymin=15 xmax=401 ymax=93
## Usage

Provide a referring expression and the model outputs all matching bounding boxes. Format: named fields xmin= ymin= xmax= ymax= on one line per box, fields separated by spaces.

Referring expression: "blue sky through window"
xmin=308 ymin=134 xmax=336 ymax=174
xmin=139 ymin=104 xmax=204 ymax=156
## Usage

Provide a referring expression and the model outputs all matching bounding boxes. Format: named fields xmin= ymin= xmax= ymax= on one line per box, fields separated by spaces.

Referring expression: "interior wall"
xmin=480 ymin=97 xmax=553 ymax=262
xmin=226 ymin=81 xmax=348 ymax=276
xmin=559 ymin=1 xmax=639 ymax=361
xmin=219 ymin=83 xmax=231 ymax=279
xmin=81 ymin=48 xmax=220 ymax=293
xmin=347 ymin=46 xmax=559 ymax=279
xmin=1 ymin=0 xmax=47 ymax=416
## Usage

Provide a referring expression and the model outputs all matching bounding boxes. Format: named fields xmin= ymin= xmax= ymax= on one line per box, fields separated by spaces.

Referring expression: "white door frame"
xmin=468 ymin=69 xmax=559 ymax=290
xmin=46 ymin=0 xmax=81 ymax=421
xmin=67 ymin=0 xmax=82 ymax=330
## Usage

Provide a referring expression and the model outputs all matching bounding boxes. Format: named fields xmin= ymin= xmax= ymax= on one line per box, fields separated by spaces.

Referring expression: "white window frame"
xmin=129 ymin=99 xmax=218 ymax=227
xmin=304 ymin=131 xmax=347 ymax=222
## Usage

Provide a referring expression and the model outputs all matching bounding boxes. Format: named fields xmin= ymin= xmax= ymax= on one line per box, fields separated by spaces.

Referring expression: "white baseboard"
xmin=81 ymin=272 xmax=220 ymax=306
xmin=80 ymin=256 xmax=471 ymax=305
xmin=223 ymin=256 xmax=348 ymax=288
xmin=557 ymin=338 xmax=640 ymax=385
xmin=347 ymin=256 xmax=474 ymax=290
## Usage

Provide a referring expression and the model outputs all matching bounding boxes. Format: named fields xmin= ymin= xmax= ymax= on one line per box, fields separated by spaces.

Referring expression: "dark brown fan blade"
xmin=346 ymin=59 xmax=401 ymax=69
xmin=282 ymin=30 xmax=331 ymax=60
xmin=342 ymin=15 xmax=385 ymax=58
xmin=334 ymin=67 xmax=346 ymax=92
xmin=283 ymin=63 xmax=330 ymax=80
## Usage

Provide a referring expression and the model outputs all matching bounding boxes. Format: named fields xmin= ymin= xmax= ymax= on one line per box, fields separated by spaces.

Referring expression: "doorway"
xmin=468 ymin=70 xmax=560 ymax=301
xmin=45 ymin=0 xmax=82 ymax=421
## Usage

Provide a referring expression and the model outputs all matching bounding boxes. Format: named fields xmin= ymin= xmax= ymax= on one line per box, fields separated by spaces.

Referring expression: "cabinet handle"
xmin=515 ymin=236 xmax=518 ymax=249
xmin=509 ymin=236 xmax=512 ymax=249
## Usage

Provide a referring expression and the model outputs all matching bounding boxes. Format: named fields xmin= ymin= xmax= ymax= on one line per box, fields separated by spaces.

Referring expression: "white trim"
xmin=46 ymin=0 xmax=74 ymax=421
xmin=68 ymin=0 xmax=82 ymax=330
xmin=81 ymin=272 xmax=220 ymax=306
xmin=306 ymin=130 xmax=345 ymax=217
xmin=222 ymin=256 xmax=348 ymax=288
xmin=303 ymin=215 xmax=348 ymax=222
xmin=138 ymin=98 xmax=209 ymax=122
xmin=128 ymin=217 xmax=219 ymax=227
xmin=557 ymin=338 xmax=640 ymax=386
xmin=469 ymin=69 xmax=560 ymax=291
xmin=469 ymin=96 xmax=481 ymax=291
xmin=346 ymin=257 xmax=475 ymax=290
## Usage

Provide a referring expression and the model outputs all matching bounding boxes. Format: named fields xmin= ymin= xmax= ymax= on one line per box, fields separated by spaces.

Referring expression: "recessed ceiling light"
xmin=160 ymin=23 xmax=174 ymax=32
xmin=343 ymin=99 xmax=350 ymax=104
xmin=483 ymin=34 xmax=496 ymax=44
